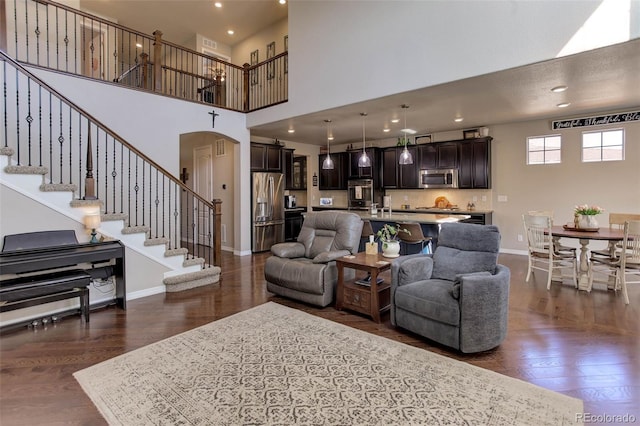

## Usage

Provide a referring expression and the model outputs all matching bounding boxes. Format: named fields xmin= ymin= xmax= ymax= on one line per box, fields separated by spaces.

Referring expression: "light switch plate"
xmin=498 ymin=195 xmax=508 ymax=202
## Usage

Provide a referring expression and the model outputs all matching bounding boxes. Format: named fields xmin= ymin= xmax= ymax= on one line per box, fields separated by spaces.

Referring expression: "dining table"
xmin=549 ymin=225 xmax=625 ymax=291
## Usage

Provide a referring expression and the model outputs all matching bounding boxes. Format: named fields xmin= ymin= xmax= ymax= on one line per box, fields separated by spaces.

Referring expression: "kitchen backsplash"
xmin=318 ymin=189 xmax=493 ymax=211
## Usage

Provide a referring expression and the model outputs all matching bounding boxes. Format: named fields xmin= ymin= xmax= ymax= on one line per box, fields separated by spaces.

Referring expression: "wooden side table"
xmin=335 ymin=252 xmax=392 ymax=323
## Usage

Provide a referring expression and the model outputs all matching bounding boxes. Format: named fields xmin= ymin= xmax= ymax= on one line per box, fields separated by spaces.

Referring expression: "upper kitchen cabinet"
xmin=319 ymin=152 xmax=348 ymax=190
xmin=381 ymin=147 xmax=398 ymax=188
xmin=418 ymin=142 xmax=458 ymax=170
xmin=292 ymin=156 xmax=307 ymax=190
xmin=348 ymin=148 xmax=379 ymax=181
xmin=283 ymin=148 xmax=294 ymax=188
xmin=398 ymin=145 xmax=419 ymax=188
xmin=251 ymin=142 xmax=282 ymax=172
xmin=458 ymin=137 xmax=492 ymax=189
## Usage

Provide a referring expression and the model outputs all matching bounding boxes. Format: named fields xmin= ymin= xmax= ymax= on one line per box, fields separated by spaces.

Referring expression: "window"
xmin=527 ymin=135 xmax=561 ymax=164
xmin=582 ymin=129 xmax=624 ymax=162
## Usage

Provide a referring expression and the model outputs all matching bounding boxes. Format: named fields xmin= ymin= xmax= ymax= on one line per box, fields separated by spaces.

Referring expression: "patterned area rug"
xmin=74 ymin=302 xmax=583 ymax=425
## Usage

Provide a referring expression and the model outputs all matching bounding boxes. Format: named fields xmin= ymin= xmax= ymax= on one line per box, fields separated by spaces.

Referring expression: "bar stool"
xmin=398 ymin=222 xmax=433 ymax=255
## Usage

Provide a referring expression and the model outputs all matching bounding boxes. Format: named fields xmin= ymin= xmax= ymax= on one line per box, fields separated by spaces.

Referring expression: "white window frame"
xmin=581 ymin=128 xmax=625 ymax=162
xmin=526 ymin=134 xmax=562 ymax=165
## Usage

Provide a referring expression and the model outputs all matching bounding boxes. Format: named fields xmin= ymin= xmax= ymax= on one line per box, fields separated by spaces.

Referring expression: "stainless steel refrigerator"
xmin=251 ymin=172 xmax=285 ymax=252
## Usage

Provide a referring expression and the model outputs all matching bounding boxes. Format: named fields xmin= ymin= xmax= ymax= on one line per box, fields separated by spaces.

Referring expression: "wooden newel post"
xmin=139 ymin=52 xmax=149 ymax=90
xmin=152 ymin=30 xmax=163 ymax=93
xmin=213 ymin=199 xmax=222 ymax=266
xmin=83 ymin=123 xmax=97 ymax=200
xmin=242 ymin=63 xmax=250 ymax=112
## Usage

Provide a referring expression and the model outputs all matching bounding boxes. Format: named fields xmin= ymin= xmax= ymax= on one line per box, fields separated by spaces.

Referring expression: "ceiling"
xmin=79 ymin=1 xmax=639 ymax=147
xmin=80 ymin=0 xmax=288 ymax=48
xmin=251 ymin=38 xmax=640 ymax=146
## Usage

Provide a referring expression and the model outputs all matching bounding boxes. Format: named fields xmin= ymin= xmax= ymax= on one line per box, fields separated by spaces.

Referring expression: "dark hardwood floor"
xmin=1 ymin=252 xmax=638 ymax=425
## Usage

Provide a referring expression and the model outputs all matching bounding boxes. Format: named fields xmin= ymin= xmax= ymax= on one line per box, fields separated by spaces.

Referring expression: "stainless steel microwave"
xmin=420 ymin=169 xmax=459 ymax=189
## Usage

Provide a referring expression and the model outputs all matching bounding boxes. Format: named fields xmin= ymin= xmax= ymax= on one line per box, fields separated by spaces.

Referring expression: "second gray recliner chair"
xmin=265 ymin=211 xmax=363 ymax=307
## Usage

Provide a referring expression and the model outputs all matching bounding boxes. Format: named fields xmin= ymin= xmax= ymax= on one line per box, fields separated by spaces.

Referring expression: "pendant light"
xmin=358 ymin=112 xmax=371 ymax=167
xmin=399 ymin=104 xmax=414 ymax=165
xmin=322 ymin=119 xmax=334 ymax=170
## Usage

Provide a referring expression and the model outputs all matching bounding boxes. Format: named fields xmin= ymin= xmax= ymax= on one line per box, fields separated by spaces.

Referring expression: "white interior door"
xmin=193 ymin=146 xmax=213 ymax=246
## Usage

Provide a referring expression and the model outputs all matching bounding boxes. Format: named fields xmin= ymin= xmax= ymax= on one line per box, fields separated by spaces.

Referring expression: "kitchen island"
xmin=309 ymin=208 xmax=471 ymax=253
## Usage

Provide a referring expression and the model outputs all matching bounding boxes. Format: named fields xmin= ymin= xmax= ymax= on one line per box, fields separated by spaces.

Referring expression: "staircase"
xmin=1 ymin=52 xmax=221 ymax=296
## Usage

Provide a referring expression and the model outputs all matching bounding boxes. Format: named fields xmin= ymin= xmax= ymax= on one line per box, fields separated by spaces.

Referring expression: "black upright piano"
xmin=0 ymin=230 xmax=126 ymax=328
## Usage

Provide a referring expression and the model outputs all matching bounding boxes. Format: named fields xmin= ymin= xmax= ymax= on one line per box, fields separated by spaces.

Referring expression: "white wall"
xmin=248 ymin=0 xmax=638 ymax=127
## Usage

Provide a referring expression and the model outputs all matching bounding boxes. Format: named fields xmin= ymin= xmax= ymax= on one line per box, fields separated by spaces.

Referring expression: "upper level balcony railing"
xmin=3 ymin=0 xmax=288 ymax=112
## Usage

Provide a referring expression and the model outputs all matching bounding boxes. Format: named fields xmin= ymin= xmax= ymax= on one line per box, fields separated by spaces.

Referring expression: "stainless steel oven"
xmin=348 ymin=178 xmax=380 ymax=209
xmin=420 ymin=169 xmax=458 ymax=189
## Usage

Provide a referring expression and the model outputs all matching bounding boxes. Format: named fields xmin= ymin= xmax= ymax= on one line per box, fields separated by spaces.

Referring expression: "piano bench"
xmin=0 ymin=269 xmax=92 ymax=322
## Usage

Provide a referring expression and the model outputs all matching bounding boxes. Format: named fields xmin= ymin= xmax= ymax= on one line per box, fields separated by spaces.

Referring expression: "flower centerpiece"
xmin=376 ymin=224 xmax=409 ymax=258
xmin=574 ymin=204 xmax=604 ymax=229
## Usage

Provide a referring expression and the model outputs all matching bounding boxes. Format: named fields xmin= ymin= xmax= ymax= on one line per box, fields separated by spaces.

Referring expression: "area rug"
xmin=74 ymin=302 xmax=583 ymax=425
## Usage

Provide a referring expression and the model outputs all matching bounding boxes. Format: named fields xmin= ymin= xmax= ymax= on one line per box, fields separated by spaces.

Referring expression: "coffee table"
xmin=335 ymin=252 xmax=392 ymax=323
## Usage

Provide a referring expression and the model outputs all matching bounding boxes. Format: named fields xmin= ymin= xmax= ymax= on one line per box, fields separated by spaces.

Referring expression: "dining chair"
xmin=527 ymin=210 xmax=577 ymax=255
xmin=397 ymin=222 xmax=433 ymax=255
xmin=590 ymin=213 xmax=640 ymax=259
xmin=523 ymin=214 xmax=578 ymax=290
xmin=587 ymin=220 xmax=640 ymax=305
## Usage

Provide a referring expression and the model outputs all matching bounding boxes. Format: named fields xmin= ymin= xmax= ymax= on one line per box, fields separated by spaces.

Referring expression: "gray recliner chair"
xmin=391 ymin=222 xmax=510 ymax=353
xmin=265 ymin=211 xmax=364 ymax=307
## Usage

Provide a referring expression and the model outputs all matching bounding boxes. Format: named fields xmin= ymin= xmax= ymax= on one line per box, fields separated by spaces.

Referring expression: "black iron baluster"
xmin=95 ymin=125 xmax=99 ymax=198
xmin=3 ymin=60 xmax=8 ymax=149
xmin=155 ymin=169 xmax=159 ymax=237
xmin=73 ymin=12 xmax=77 ymax=74
xmin=57 ymin=99 xmax=63 ymax=182
xmin=13 ymin=0 xmax=18 ymax=61
xmin=162 ymin=175 xmax=165 ymax=238
xmin=67 ymin=106 xmax=72 ymax=184
xmin=173 ymin=183 xmax=179 ymax=249
xmin=120 ymin=144 xmax=124 ymax=213
xmin=45 ymin=1 xmax=50 ymax=68
xmin=127 ymin=150 xmax=131 ymax=225
xmin=34 ymin=1 xmax=40 ymax=65
xmin=78 ymin=115 xmax=82 ymax=192
xmin=48 ymin=92 xmax=52 ymax=183
xmin=141 ymin=159 xmax=145 ymax=225
xmin=26 ymin=77 xmax=32 ymax=166
xmin=112 ymin=136 xmax=117 ymax=214
xmin=24 ymin=0 xmax=29 ymax=63
xmin=134 ymin=155 xmax=139 ymax=226
xmin=104 ymin=130 xmax=109 ymax=212
xmin=168 ymin=179 xmax=172 ymax=244
xmin=149 ymin=163 xmax=152 ymax=232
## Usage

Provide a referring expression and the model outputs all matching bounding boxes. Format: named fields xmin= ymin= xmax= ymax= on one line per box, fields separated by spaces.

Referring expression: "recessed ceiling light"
xmin=391 ymin=119 xmax=400 ymax=123
xmin=279 ymin=0 xmax=287 ymax=4
xmin=135 ymin=43 xmax=142 ymax=48
xmin=454 ymin=117 xmax=464 ymax=122
xmin=328 ymin=136 xmax=334 ymax=141
xmin=227 ymin=29 xmax=234 ymax=35
xmin=383 ymin=128 xmax=390 ymax=132
xmin=401 ymin=128 xmax=417 ymax=135
xmin=551 ymin=85 xmax=568 ymax=93
xmin=557 ymin=102 xmax=570 ymax=108
xmin=288 ymin=129 xmax=295 ymax=133
xmin=214 ymin=2 xmax=222 ymax=8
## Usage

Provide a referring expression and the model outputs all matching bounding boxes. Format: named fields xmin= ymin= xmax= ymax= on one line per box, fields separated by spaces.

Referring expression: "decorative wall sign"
xmin=250 ymin=50 xmax=259 ymax=85
xmin=552 ymin=111 xmax=640 ymax=130
xmin=415 ymin=134 xmax=432 ymax=144
xmin=284 ymin=35 xmax=288 ymax=74
xmin=463 ymin=129 xmax=480 ymax=139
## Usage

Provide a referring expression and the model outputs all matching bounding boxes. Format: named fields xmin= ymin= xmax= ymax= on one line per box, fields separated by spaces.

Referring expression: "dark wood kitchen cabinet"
xmin=283 ymin=148 xmax=294 ymax=188
xmin=418 ymin=142 xmax=458 ymax=170
xmin=348 ymin=148 xmax=379 ymax=182
xmin=251 ymin=142 xmax=282 ymax=172
xmin=319 ymin=152 xmax=348 ymax=190
xmin=381 ymin=147 xmax=398 ymax=188
xmin=458 ymin=137 xmax=491 ymax=189
xmin=284 ymin=151 xmax=307 ymax=190
xmin=398 ymin=146 xmax=419 ymax=188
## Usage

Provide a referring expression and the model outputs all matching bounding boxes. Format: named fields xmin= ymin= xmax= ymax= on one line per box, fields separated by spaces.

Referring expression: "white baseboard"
xmin=127 ymin=286 xmax=166 ymax=301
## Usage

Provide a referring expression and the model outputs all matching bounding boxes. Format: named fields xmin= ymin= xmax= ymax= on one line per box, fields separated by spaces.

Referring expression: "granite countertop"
xmin=350 ymin=211 xmax=470 ymax=224
xmin=285 ymin=207 xmax=306 ymax=212
xmin=312 ymin=206 xmax=492 ymax=214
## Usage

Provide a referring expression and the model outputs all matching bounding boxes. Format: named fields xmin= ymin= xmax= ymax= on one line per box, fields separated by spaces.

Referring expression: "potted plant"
xmin=574 ymin=204 xmax=604 ymax=229
xmin=376 ymin=223 xmax=409 ymax=258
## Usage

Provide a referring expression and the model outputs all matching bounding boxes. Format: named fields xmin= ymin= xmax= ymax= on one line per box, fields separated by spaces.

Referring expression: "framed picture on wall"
xmin=284 ymin=35 xmax=288 ymax=74
xmin=250 ymin=50 xmax=259 ymax=85
xmin=267 ymin=41 xmax=275 ymax=80
xmin=463 ymin=129 xmax=480 ymax=139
